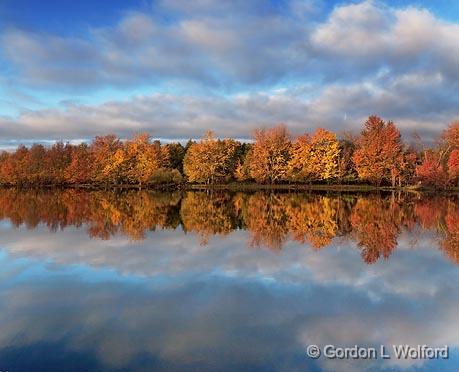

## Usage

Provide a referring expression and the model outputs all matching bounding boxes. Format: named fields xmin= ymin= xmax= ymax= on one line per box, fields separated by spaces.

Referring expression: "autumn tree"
xmin=397 ymin=149 xmax=418 ymax=186
xmin=0 ymin=152 xmax=11 ymax=184
xmin=45 ymin=142 xmax=73 ymax=184
xmin=100 ymin=134 xmax=169 ymax=185
xmin=183 ymin=131 xmax=240 ymax=184
xmin=161 ymin=143 xmax=185 ymax=172
xmin=100 ymin=146 xmax=128 ymax=185
xmin=448 ymin=150 xmax=459 ymax=185
xmin=287 ymin=133 xmax=312 ymax=182
xmin=442 ymin=121 xmax=459 ymax=150
xmin=27 ymin=144 xmax=47 ymax=184
xmin=65 ymin=143 xmax=92 ymax=184
xmin=416 ymin=151 xmax=448 ymax=188
xmin=1 ymin=120 xmax=459 ymax=188
xmin=248 ymin=125 xmax=291 ymax=184
xmin=337 ymin=137 xmax=357 ymax=183
xmin=90 ymin=135 xmax=123 ymax=184
xmin=9 ymin=145 xmax=31 ymax=185
xmin=125 ymin=135 xmax=165 ymax=185
xmin=310 ymin=129 xmax=340 ymax=181
xmin=234 ymin=143 xmax=252 ymax=181
xmin=288 ymin=128 xmax=340 ymax=182
xmin=352 ymin=116 xmax=403 ymax=186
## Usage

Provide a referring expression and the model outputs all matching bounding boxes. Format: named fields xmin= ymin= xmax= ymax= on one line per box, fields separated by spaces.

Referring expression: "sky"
xmin=1 ymin=0 xmax=459 ymax=146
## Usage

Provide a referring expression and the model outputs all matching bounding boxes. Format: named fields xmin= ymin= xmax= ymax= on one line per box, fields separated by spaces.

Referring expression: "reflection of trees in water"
xmin=243 ymin=193 xmax=290 ymax=250
xmin=87 ymin=191 xmax=182 ymax=240
xmin=1 ymin=189 xmax=459 ymax=264
xmin=181 ymin=192 xmax=236 ymax=245
xmin=0 ymin=189 xmax=182 ymax=241
xmin=414 ymin=196 xmax=459 ymax=265
xmin=287 ymin=194 xmax=340 ymax=249
xmin=441 ymin=200 xmax=459 ymax=264
xmin=350 ymin=197 xmax=400 ymax=264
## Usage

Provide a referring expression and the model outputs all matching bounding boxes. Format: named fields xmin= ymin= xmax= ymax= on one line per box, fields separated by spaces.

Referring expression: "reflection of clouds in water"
xmin=0 ymin=224 xmax=454 ymax=294
xmin=0 ymin=225 xmax=458 ymax=370
xmin=0 ymin=271 xmax=310 ymax=371
xmin=298 ymin=281 xmax=459 ymax=371
xmin=0 ymin=257 xmax=458 ymax=371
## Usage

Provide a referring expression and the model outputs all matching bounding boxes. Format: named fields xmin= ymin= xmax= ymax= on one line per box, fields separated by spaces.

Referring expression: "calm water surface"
xmin=1 ymin=189 xmax=459 ymax=371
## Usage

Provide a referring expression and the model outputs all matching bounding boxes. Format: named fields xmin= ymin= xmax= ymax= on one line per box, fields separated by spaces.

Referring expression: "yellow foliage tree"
xmin=310 ymin=128 xmax=340 ymax=181
xmin=288 ymin=128 xmax=340 ymax=182
xmin=183 ymin=131 xmax=239 ymax=184
xmin=287 ymin=134 xmax=313 ymax=182
xmin=102 ymin=133 xmax=165 ymax=185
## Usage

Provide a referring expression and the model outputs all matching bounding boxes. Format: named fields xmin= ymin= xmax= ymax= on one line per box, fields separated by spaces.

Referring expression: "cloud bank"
xmin=1 ymin=0 xmax=459 ymax=143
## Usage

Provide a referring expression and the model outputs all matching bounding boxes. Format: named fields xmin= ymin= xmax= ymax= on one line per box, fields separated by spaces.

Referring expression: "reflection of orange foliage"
xmin=441 ymin=201 xmax=459 ymax=264
xmin=97 ymin=191 xmax=182 ymax=240
xmin=350 ymin=197 xmax=401 ymax=264
xmin=0 ymin=189 xmax=181 ymax=241
xmin=243 ymin=193 xmax=289 ymax=250
xmin=287 ymin=195 xmax=338 ymax=249
xmin=414 ymin=198 xmax=447 ymax=229
xmin=2 ymin=189 xmax=459 ymax=266
xmin=413 ymin=196 xmax=459 ymax=264
xmin=180 ymin=192 xmax=235 ymax=245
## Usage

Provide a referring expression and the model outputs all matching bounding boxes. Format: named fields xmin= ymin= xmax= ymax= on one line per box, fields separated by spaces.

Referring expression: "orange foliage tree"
xmin=2 ymin=118 xmax=459 ymax=189
xmin=65 ymin=143 xmax=92 ymax=184
xmin=352 ymin=116 xmax=403 ymax=186
xmin=442 ymin=121 xmax=459 ymax=150
xmin=416 ymin=152 xmax=448 ymax=188
xmin=448 ymin=150 xmax=459 ymax=185
xmin=90 ymin=134 xmax=123 ymax=184
xmin=248 ymin=125 xmax=291 ymax=184
xmin=123 ymin=134 xmax=165 ymax=185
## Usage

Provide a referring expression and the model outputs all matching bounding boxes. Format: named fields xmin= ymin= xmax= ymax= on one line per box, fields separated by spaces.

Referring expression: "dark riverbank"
xmin=0 ymin=182 xmax=457 ymax=194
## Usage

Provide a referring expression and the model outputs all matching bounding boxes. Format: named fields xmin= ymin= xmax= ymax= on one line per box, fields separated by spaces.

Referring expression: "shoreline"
xmin=0 ymin=182 xmax=457 ymax=194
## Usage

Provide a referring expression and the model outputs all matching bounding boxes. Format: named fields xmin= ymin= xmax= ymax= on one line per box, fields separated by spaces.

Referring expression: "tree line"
xmin=1 ymin=115 xmax=459 ymax=188
xmin=1 ymin=189 xmax=459 ymax=265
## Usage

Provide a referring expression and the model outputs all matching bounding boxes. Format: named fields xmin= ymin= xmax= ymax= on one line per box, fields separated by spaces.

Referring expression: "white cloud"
xmin=0 ymin=76 xmax=454 ymax=144
xmin=1 ymin=0 xmax=459 ymax=141
xmin=311 ymin=1 xmax=459 ymax=81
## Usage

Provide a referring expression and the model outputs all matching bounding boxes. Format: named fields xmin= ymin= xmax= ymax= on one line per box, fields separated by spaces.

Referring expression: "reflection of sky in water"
xmin=0 ymin=223 xmax=459 ymax=371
